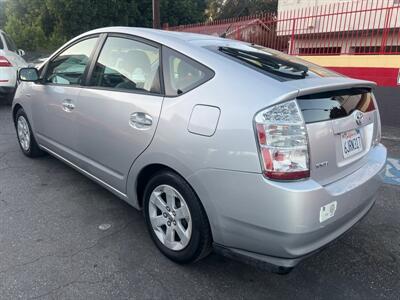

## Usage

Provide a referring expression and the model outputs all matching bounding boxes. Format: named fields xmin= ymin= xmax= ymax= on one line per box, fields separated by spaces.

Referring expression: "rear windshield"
xmin=3 ymin=33 xmax=17 ymax=52
xmin=206 ymin=43 xmax=340 ymax=81
xmin=297 ymin=88 xmax=375 ymax=123
xmin=0 ymin=34 xmax=3 ymax=49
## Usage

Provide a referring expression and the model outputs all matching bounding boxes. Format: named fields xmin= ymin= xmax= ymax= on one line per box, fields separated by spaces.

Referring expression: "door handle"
xmin=129 ymin=112 xmax=153 ymax=129
xmin=62 ymin=99 xmax=75 ymax=112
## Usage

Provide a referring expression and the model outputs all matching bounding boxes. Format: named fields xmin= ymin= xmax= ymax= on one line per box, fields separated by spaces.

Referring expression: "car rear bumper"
xmin=189 ymin=143 xmax=386 ymax=267
xmin=0 ymin=86 xmax=15 ymax=95
xmin=214 ymin=194 xmax=375 ymax=269
xmin=0 ymin=66 xmax=17 ymax=91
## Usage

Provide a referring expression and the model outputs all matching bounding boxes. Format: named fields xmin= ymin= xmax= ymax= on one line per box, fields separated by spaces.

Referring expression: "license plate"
xmin=341 ymin=129 xmax=363 ymax=158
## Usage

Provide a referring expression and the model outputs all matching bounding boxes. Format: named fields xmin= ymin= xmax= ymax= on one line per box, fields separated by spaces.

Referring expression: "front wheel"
xmin=143 ymin=171 xmax=212 ymax=264
xmin=15 ymin=108 xmax=45 ymax=157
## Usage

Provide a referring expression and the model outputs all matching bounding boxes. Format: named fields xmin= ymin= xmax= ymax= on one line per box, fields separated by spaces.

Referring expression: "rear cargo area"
xmin=296 ymin=87 xmax=380 ymax=185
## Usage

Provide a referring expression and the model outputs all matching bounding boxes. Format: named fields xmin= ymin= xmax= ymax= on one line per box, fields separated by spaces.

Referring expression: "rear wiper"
xmin=219 ymin=47 xmax=308 ymax=79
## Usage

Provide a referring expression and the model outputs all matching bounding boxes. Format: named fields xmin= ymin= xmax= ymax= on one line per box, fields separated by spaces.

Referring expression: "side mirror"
xmin=17 ymin=49 xmax=25 ymax=57
xmin=18 ymin=67 xmax=39 ymax=82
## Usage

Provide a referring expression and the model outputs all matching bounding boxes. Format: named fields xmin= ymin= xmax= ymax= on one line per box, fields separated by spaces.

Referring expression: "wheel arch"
xmin=134 ymin=162 xmax=215 ymax=243
xmin=135 ymin=163 xmax=177 ymax=209
xmin=12 ymin=103 xmax=23 ymax=124
xmin=128 ymin=157 xmax=213 ymax=215
xmin=127 ymin=152 xmax=220 ymax=242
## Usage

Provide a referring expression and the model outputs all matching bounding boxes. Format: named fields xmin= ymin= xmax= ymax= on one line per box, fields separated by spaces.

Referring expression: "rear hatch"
xmin=202 ymin=41 xmax=380 ymax=184
xmin=293 ymin=80 xmax=380 ymax=185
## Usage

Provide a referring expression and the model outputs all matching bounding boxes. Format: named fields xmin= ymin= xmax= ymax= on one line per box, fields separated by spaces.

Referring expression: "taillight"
xmin=255 ymin=100 xmax=310 ymax=180
xmin=0 ymin=56 xmax=12 ymax=67
xmin=371 ymin=94 xmax=381 ymax=146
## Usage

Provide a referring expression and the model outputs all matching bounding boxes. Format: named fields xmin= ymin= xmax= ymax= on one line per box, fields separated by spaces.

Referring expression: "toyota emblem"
xmin=355 ymin=111 xmax=364 ymax=126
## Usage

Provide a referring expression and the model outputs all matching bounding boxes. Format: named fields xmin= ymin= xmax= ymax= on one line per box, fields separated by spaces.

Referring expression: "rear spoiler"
xmin=280 ymin=77 xmax=377 ymax=98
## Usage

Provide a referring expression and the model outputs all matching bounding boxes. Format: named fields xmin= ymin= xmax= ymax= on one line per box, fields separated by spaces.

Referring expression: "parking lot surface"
xmin=0 ymin=103 xmax=399 ymax=299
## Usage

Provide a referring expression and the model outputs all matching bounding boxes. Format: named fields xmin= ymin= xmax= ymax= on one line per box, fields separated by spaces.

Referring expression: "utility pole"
xmin=152 ymin=0 xmax=160 ymax=29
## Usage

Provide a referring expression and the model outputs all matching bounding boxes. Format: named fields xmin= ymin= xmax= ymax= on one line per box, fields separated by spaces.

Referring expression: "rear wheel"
xmin=143 ymin=171 xmax=212 ymax=263
xmin=15 ymin=108 xmax=45 ymax=157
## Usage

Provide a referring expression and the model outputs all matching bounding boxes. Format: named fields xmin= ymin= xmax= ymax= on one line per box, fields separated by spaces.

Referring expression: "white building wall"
xmin=277 ymin=0 xmax=400 ymax=35
xmin=290 ymin=31 xmax=400 ymax=54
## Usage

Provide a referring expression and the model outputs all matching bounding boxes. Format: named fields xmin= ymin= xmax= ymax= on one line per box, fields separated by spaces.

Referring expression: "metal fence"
xmin=169 ymin=0 xmax=400 ymax=56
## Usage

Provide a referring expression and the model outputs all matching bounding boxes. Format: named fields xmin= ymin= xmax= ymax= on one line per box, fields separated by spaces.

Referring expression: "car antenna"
xmin=220 ymin=5 xmax=247 ymax=38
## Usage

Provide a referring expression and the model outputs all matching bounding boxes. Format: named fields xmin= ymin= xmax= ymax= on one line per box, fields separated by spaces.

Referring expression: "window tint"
xmin=90 ymin=37 xmax=161 ymax=94
xmin=0 ymin=35 xmax=4 ymax=50
xmin=45 ymin=37 xmax=98 ymax=85
xmin=3 ymin=33 xmax=17 ymax=52
xmin=163 ymin=47 xmax=214 ymax=96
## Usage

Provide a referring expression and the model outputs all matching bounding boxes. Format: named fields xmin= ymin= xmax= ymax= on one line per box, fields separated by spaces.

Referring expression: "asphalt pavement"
xmin=0 ymin=103 xmax=399 ymax=300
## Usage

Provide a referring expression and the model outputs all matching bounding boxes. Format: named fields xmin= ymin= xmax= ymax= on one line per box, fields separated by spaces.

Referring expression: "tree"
xmin=45 ymin=0 xmax=143 ymax=40
xmin=207 ymin=0 xmax=278 ymax=20
xmin=1 ymin=0 xmax=209 ymax=52
xmin=3 ymin=0 xmax=48 ymax=51
xmin=160 ymin=0 xmax=207 ymax=26
xmin=0 ymin=1 xmax=6 ymax=28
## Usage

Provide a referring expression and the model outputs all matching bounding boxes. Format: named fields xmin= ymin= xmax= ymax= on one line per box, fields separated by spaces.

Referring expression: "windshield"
xmin=219 ymin=46 xmax=308 ymax=79
xmin=204 ymin=41 xmax=340 ymax=81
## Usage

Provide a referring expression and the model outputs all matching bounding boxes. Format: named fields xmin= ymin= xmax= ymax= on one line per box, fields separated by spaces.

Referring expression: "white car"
xmin=0 ymin=29 xmax=27 ymax=104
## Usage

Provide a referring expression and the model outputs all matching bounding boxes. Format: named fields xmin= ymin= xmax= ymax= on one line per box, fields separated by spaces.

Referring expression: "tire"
xmin=143 ymin=170 xmax=212 ymax=264
xmin=14 ymin=107 xmax=45 ymax=158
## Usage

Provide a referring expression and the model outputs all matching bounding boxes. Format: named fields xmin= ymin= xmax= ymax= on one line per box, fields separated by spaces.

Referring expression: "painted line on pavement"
xmin=384 ymin=158 xmax=400 ymax=186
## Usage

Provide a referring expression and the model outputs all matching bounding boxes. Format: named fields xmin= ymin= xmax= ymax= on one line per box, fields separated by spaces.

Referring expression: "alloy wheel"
xmin=17 ymin=116 xmax=30 ymax=151
xmin=148 ymin=184 xmax=192 ymax=251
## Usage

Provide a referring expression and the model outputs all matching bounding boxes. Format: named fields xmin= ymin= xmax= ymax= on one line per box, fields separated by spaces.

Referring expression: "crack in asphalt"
xmin=27 ymin=271 xmax=87 ymax=300
xmin=25 ymin=262 xmax=174 ymax=300
xmin=0 ymin=220 xmax=134 ymax=275
xmin=26 ymin=266 xmax=173 ymax=300
xmin=44 ymin=267 xmax=172 ymax=299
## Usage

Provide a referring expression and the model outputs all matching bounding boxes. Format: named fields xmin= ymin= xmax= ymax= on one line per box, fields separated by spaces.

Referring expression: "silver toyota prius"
xmin=13 ymin=27 xmax=387 ymax=272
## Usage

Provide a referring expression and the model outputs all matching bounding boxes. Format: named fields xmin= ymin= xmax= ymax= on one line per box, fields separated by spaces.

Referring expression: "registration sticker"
xmin=319 ymin=201 xmax=337 ymax=223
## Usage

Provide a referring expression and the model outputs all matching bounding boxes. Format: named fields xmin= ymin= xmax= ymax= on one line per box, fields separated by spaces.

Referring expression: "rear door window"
xmin=90 ymin=36 xmax=161 ymax=94
xmin=163 ymin=47 xmax=214 ymax=96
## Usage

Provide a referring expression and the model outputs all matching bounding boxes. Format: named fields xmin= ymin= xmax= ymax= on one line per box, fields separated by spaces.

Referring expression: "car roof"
xmin=60 ymin=26 xmax=236 ymax=70
xmin=78 ymin=26 xmax=236 ymax=53
xmin=86 ymin=27 xmax=223 ymax=42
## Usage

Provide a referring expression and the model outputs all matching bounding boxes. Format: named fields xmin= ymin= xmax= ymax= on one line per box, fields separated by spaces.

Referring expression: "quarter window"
xmin=45 ymin=37 xmax=98 ymax=85
xmin=163 ymin=47 xmax=214 ymax=96
xmin=90 ymin=37 xmax=161 ymax=94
